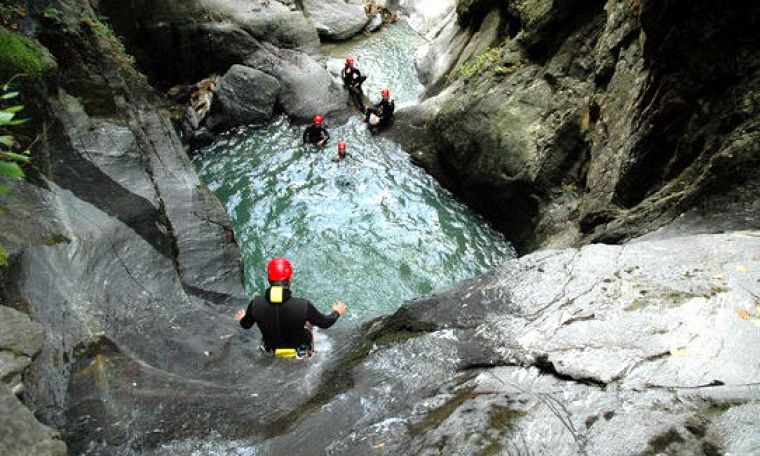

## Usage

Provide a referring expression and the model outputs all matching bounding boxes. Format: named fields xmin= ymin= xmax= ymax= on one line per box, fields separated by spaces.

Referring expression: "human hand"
xmin=332 ymin=301 xmax=347 ymax=316
xmin=234 ymin=309 xmax=246 ymax=321
xmin=317 ymin=140 xmax=326 ymax=147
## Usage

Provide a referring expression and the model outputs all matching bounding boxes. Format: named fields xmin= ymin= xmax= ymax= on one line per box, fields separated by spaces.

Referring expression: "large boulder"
xmin=246 ymin=43 xmax=349 ymax=121
xmin=0 ymin=307 xmax=44 ymax=394
xmin=302 ymin=0 xmax=369 ymax=40
xmin=207 ymin=64 xmax=281 ymax=131
xmin=0 ymin=383 xmax=66 ymax=456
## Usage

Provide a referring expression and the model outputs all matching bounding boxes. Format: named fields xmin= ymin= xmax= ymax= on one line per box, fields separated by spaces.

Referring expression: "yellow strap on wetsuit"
xmin=270 ymin=286 xmax=284 ymax=303
xmin=274 ymin=348 xmax=298 ymax=359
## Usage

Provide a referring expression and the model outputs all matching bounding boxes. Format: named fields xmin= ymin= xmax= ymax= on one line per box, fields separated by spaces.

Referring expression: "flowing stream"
xmin=193 ymin=23 xmax=515 ymax=323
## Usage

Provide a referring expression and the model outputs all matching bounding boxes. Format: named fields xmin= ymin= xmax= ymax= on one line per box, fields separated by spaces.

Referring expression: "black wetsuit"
xmin=303 ymin=125 xmax=330 ymax=145
xmin=239 ymin=287 xmax=339 ymax=351
xmin=365 ymin=99 xmax=395 ymax=128
xmin=341 ymin=66 xmax=367 ymax=110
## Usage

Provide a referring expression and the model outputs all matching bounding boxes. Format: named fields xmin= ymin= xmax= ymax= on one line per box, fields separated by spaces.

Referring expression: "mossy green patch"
xmin=42 ymin=232 xmax=70 ymax=245
xmin=0 ymin=28 xmax=46 ymax=81
xmin=410 ymin=387 xmax=477 ymax=436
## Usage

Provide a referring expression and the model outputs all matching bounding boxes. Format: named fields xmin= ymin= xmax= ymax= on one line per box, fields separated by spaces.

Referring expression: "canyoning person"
xmin=341 ymin=56 xmax=367 ymax=110
xmin=235 ymin=258 xmax=348 ymax=358
xmin=303 ymin=115 xmax=330 ymax=147
xmin=332 ymin=141 xmax=348 ymax=162
xmin=364 ymin=88 xmax=395 ymax=133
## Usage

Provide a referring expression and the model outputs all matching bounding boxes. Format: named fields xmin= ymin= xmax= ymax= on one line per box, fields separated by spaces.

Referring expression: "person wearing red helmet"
xmin=332 ymin=141 xmax=348 ymax=162
xmin=341 ymin=56 xmax=367 ymax=110
xmin=235 ymin=258 xmax=347 ymax=357
xmin=303 ymin=114 xmax=330 ymax=147
xmin=364 ymin=88 xmax=395 ymax=133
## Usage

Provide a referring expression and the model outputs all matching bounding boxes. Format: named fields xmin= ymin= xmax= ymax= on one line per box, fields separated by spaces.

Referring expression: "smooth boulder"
xmin=246 ymin=44 xmax=348 ymax=121
xmin=302 ymin=0 xmax=369 ymax=40
xmin=207 ymin=65 xmax=281 ymax=131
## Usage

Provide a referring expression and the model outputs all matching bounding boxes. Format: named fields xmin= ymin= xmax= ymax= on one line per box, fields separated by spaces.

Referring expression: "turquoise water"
xmin=193 ymin=25 xmax=515 ymax=323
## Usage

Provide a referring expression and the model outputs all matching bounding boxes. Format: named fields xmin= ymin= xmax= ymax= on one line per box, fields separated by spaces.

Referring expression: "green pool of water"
xmin=193 ymin=24 xmax=515 ymax=323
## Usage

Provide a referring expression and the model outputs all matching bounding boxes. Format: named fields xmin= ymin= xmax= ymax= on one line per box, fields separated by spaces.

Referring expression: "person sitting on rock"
xmin=332 ymin=141 xmax=348 ymax=162
xmin=235 ymin=258 xmax=347 ymax=358
xmin=364 ymin=88 xmax=395 ymax=133
xmin=303 ymin=115 xmax=330 ymax=147
xmin=341 ymin=56 xmax=367 ymax=110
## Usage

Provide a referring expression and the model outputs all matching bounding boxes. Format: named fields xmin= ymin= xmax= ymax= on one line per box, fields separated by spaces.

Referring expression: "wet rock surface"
xmin=302 ymin=0 xmax=369 ymax=41
xmin=0 ymin=306 xmax=44 ymax=394
xmin=265 ymin=231 xmax=760 ymax=455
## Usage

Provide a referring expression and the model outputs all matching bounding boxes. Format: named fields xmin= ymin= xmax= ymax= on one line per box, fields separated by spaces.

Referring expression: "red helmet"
xmin=337 ymin=141 xmax=347 ymax=152
xmin=267 ymin=258 xmax=293 ymax=282
xmin=381 ymin=88 xmax=390 ymax=98
xmin=346 ymin=56 xmax=355 ymax=66
xmin=313 ymin=114 xmax=324 ymax=125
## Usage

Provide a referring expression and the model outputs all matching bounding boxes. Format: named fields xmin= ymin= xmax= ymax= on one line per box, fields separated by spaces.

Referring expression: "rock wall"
xmin=393 ymin=0 xmax=760 ymax=253
xmin=0 ymin=0 xmax=248 ymax=452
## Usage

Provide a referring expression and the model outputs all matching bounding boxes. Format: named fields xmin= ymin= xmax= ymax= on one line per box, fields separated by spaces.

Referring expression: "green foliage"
xmin=42 ymin=7 xmax=64 ymax=24
xmin=0 ymin=81 xmax=30 ymax=267
xmin=0 ymin=28 xmax=46 ymax=81
xmin=80 ymin=14 xmax=137 ymax=69
xmin=458 ymin=47 xmax=503 ymax=78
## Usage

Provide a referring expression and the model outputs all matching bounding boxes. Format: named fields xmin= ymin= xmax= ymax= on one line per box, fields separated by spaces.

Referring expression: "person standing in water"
xmin=332 ymin=141 xmax=348 ymax=162
xmin=341 ymin=56 xmax=367 ymax=111
xmin=303 ymin=115 xmax=330 ymax=147
xmin=364 ymin=88 xmax=395 ymax=133
xmin=235 ymin=258 xmax=348 ymax=358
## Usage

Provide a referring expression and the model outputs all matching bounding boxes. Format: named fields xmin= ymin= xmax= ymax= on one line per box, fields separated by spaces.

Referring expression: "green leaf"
xmin=0 ymin=244 xmax=8 ymax=268
xmin=6 ymin=118 xmax=28 ymax=125
xmin=1 ymin=91 xmax=19 ymax=100
xmin=0 ymin=136 xmax=12 ymax=147
xmin=0 ymin=151 xmax=30 ymax=163
xmin=0 ymin=111 xmax=14 ymax=123
xmin=3 ymin=105 xmax=24 ymax=113
xmin=0 ymin=161 xmax=24 ymax=178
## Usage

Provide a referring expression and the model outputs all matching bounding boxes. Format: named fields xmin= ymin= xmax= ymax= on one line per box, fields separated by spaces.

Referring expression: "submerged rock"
xmin=207 ymin=65 xmax=281 ymax=131
xmin=302 ymin=0 xmax=369 ymax=40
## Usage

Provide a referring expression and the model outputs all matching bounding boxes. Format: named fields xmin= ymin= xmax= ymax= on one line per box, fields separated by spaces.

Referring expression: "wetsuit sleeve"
xmin=240 ymin=301 xmax=255 ymax=329
xmin=306 ymin=301 xmax=339 ymax=329
xmin=302 ymin=127 xmax=309 ymax=142
xmin=322 ymin=127 xmax=330 ymax=141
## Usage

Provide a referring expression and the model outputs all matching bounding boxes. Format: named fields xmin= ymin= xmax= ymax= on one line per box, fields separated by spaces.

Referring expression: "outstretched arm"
xmin=306 ymin=301 xmax=346 ymax=328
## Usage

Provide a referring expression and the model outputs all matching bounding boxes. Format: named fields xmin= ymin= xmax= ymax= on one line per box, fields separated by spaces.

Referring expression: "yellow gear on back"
xmin=270 ymin=286 xmax=284 ymax=303
xmin=274 ymin=348 xmax=298 ymax=359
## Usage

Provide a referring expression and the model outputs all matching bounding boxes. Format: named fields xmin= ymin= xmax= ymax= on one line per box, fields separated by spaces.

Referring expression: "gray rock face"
xmin=0 ymin=306 xmax=44 ymax=395
xmin=406 ymin=0 xmax=760 ymax=252
xmin=207 ymin=64 xmax=281 ymax=131
xmin=0 ymin=306 xmax=44 ymax=358
xmin=302 ymin=0 xmax=368 ymax=40
xmin=0 ymin=383 xmax=66 ymax=456
xmin=246 ymin=43 xmax=349 ymax=121
xmin=260 ymin=231 xmax=760 ymax=454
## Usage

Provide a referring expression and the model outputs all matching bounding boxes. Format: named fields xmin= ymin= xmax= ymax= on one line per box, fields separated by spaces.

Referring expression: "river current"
xmin=193 ymin=23 xmax=515 ymax=323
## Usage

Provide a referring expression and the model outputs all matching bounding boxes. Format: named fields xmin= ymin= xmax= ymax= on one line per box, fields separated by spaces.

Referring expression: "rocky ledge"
xmin=264 ymin=230 xmax=760 ymax=455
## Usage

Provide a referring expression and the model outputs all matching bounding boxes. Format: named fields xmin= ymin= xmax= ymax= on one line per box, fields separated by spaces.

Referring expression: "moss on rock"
xmin=0 ymin=28 xmax=50 ymax=81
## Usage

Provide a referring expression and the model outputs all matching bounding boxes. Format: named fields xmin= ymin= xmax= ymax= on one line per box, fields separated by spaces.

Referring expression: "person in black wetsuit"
xmin=364 ymin=88 xmax=395 ymax=133
xmin=235 ymin=258 xmax=347 ymax=357
xmin=303 ymin=115 xmax=330 ymax=147
xmin=341 ymin=56 xmax=367 ymax=110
